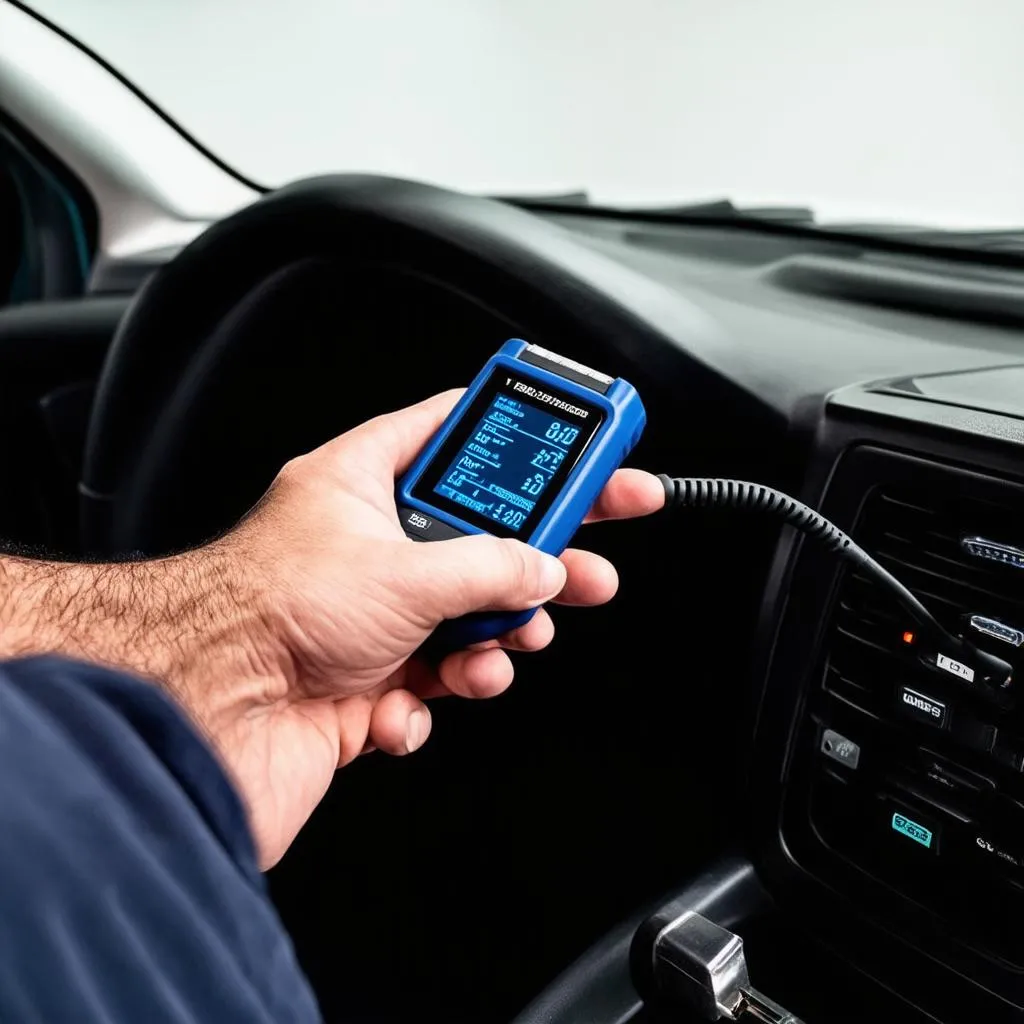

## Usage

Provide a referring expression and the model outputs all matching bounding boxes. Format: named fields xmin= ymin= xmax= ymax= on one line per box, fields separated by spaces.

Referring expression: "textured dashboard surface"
xmin=92 ymin=200 xmax=1024 ymax=427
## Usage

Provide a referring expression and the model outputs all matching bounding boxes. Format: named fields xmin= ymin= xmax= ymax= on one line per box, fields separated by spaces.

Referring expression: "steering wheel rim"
xmin=80 ymin=174 xmax=688 ymax=557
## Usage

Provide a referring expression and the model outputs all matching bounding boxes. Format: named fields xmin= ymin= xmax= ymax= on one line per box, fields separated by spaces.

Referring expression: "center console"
xmin=753 ymin=374 xmax=1024 ymax=1021
xmin=515 ymin=367 xmax=1024 ymax=1023
xmin=785 ymin=448 xmax=1024 ymax=983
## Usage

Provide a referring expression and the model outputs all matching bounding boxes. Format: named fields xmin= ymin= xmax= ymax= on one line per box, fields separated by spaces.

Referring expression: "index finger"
xmin=583 ymin=468 xmax=665 ymax=524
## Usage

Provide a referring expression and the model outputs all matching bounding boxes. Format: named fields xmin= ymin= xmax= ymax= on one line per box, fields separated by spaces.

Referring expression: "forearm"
xmin=0 ymin=548 xmax=268 ymax=729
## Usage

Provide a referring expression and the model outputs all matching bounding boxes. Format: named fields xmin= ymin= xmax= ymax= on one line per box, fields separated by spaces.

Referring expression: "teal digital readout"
xmin=891 ymin=812 xmax=933 ymax=849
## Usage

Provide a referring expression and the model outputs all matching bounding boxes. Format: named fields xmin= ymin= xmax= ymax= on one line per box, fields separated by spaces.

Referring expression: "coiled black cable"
xmin=657 ymin=475 xmax=1013 ymax=688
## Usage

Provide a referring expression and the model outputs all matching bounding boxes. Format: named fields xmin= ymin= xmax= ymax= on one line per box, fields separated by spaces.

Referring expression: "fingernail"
xmin=405 ymin=709 xmax=430 ymax=753
xmin=538 ymin=554 xmax=566 ymax=598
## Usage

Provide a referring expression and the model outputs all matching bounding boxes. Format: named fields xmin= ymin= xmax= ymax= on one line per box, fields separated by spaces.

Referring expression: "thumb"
xmin=400 ymin=534 xmax=567 ymax=621
xmin=324 ymin=390 xmax=464 ymax=475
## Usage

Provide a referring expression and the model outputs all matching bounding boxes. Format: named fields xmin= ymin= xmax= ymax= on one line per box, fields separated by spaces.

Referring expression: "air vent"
xmin=827 ymin=486 xmax=1024 ymax=712
xmin=791 ymin=453 xmax=1024 ymax=987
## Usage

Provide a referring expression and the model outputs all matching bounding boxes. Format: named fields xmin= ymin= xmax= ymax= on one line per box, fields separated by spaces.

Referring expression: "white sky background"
xmin=29 ymin=0 xmax=1024 ymax=228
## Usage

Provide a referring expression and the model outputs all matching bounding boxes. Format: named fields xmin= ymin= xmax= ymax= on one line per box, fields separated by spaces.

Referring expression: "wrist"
xmin=159 ymin=538 xmax=285 ymax=727
xmin=0 ymin=543 xmax=282 ymax=733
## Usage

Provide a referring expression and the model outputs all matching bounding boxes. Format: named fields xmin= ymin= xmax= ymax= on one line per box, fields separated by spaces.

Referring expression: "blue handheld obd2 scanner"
xmin=397 ymin=339 xmax=646 ymax=649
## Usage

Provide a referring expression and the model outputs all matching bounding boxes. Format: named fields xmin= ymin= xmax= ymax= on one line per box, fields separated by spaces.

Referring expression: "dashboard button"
xmin=896 ymin=685 xmax=948 ymax=729
xmin=965 ymin=613 xmax=1024 ymax=649
xmin=887 ymin=803 xmax=940 ymax=853
xmin=820 ymin=728 xmax=861 ymax=770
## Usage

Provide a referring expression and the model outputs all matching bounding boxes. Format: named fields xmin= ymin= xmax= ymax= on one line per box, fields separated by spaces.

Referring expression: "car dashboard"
xmin=6 ymin=185 xmax=1024 ymax=1022
xmin=564 ymin=209 xmax=1024 ymax=1021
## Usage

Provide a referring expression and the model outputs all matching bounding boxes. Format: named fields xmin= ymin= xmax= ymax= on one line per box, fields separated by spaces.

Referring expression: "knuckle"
xmin=277 ymin=454 xmax=307 ymax=486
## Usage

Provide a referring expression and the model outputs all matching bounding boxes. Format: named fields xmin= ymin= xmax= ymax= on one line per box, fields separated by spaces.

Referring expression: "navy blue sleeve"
xmin=0 ymin=656 xmax=321 ymax=1024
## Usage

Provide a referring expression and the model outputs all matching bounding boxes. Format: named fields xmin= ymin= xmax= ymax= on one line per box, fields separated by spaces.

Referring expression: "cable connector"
xmin=658 ymin=476 xmax=1014 ymax=695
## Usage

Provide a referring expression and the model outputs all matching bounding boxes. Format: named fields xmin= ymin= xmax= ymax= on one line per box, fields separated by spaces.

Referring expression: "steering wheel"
xmin=80 ymin=174 xmax=684 ymax=558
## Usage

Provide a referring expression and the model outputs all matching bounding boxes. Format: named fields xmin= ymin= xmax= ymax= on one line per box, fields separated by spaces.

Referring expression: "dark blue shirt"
xmin=0 ymin=656 xmax=320 ymax=1023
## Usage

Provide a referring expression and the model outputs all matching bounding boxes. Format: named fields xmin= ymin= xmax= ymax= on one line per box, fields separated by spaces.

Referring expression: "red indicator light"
xmin=902 ymin=631 xmax=916 ymax=645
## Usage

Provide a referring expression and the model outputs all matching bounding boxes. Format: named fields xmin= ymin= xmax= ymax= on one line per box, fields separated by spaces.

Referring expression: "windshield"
xmin=24 ymin=0 xmax=1024 ymax=229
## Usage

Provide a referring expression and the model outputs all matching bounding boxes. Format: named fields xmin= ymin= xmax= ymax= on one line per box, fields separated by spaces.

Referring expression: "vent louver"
xmin=827 ymin=487 xmax=1024 ymax=712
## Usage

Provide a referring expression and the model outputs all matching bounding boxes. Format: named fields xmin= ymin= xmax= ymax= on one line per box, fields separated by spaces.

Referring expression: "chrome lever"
xmin=651 ymin=910 xmax=805 ymax=1023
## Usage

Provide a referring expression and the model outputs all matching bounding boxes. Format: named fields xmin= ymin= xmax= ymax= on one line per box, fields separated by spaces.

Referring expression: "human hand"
xmin=155 ymin=391 xmax=663 ymax=866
